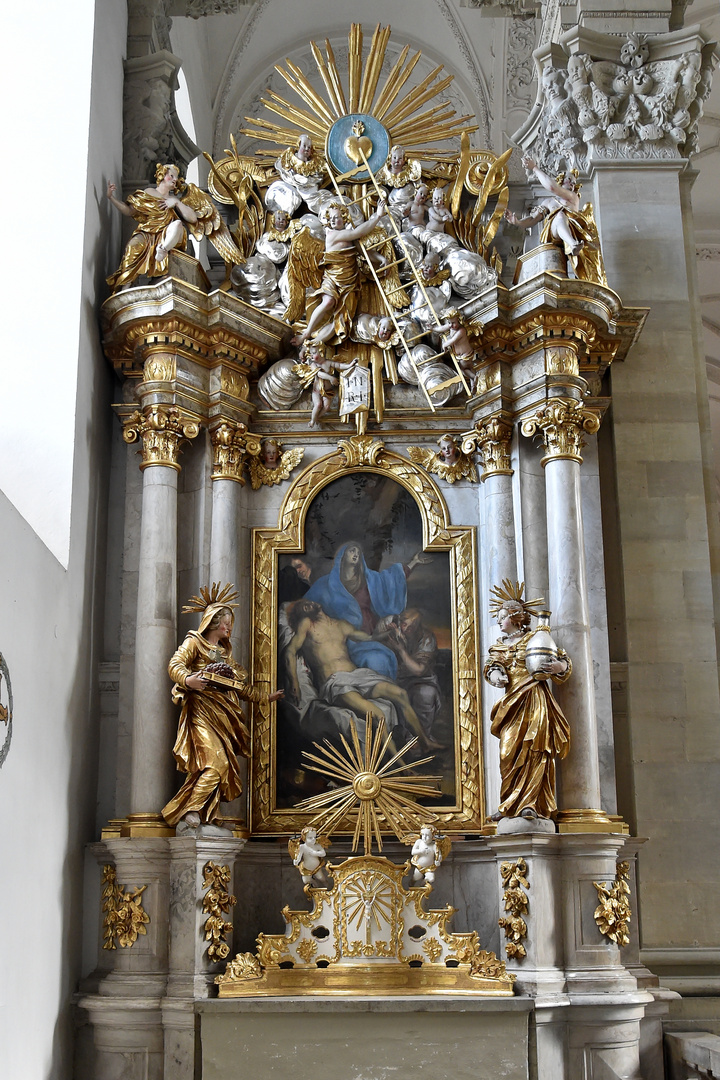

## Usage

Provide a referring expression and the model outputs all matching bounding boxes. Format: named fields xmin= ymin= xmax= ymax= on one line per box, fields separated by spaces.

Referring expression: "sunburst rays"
xmin=242 ymin=23 xmax=477 ymax=167
xmin=293 ymin=714 xmax=441 ymax=856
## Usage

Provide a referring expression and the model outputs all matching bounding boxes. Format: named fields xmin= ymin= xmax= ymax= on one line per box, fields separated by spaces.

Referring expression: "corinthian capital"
xmin=466 ymin=416 xmax=514 ymax=479
xmin=513 ymin=27 xmax=717 ymax=173
xmin=123 ymin=405 xmax=200 ymax=470
xmin=521 ymin=399 xmax=600 ymax=464
xmin=210 ymin=422 xmax=258 ymax=483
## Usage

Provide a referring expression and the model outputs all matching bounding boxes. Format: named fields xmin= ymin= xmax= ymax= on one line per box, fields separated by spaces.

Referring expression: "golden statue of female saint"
xmin=483 ymin=581 xmax=571 ymax=821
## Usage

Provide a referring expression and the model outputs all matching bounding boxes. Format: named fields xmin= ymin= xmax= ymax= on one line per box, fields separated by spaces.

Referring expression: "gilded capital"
xmin=122 ymin=405 xmax=200 ymax=471
xmin=471 ymin=416 xmax=514 ymax=480
xmin=521 ymin=399 xmax=600 ymax=465
xmin=210 ymin=422 xmax=250 ymax=483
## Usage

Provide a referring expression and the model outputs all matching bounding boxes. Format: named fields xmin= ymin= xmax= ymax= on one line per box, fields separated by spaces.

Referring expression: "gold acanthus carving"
xmin=123 ymin=405 xmax=200 ymax=470
xmin=498 ymin=858 xmax=529 ymax=960
xmin=210 ymin=422 xmax=250 ymax=483
xmin=593 ymin=860 xmax=631 ymax=947
xmin=521 ymin=399 xmax=600 ymax=465
xmin=465 ymin=416 xmax=514 ymax=479
xmin=217 ymin=952 xmax=264 ymax=983
xmin=545 ymin=345 xmax=580 ymax=377
xmin=101 ymin=864 xmax=150 ymax=950
xmin=143 ymin=353 xmax=177 ymax=382
xmin=202 ymin=861 xmax=237 ymax=963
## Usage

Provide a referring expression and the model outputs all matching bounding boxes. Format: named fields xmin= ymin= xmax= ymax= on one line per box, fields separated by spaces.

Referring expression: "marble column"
xmin=522 ymin=398 xmax=612 ymax=829
xmin=123 ymin=404 xmax=199 ymax=833
xmin=208 ymin=422 xmax=251 ymax=827
xmin=471 ymin=415 xmax=516 ymax=820
xmin=209 ymin=422 xmax=248 ymax=585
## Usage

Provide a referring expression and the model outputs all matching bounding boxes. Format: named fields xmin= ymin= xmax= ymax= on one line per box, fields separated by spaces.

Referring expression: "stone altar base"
xmin=199 ymin=997 xmax=534 ymax=1080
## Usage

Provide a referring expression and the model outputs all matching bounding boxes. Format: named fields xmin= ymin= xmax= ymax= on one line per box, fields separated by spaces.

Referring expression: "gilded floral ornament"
xmin=593 ymin=861 xmax=631 ymax=947
xmin=101 ymin=865 xmax=150 ymax=949
xmin=202 ymin=861 xmax=237 ymax=963
xmin=248 ymin=439 xmax=305 ymax=490
xmin=123 ymin=405 xmax=200 ymax=470
xmin=216 ymin=952 xmax=264 ymax=984
xmin=499 ymin=858 xmax=529 ymax=960
xmin=521 ymin=398 xmax=600 ymax=464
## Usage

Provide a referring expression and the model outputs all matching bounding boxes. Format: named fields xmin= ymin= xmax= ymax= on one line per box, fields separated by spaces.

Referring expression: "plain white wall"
xmin=0 ymin=1 xmax=126 ymax=1076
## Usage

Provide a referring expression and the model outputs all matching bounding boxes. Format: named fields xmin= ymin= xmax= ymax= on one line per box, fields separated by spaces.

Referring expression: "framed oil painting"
xmin=250 ymin=439 xmax=484 ymax=834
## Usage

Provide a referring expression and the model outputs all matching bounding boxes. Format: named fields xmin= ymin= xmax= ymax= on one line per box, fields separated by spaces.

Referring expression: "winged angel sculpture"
xmin=109 ymin=25 xmax=522 ymax=421
xmin=106 ymin=138 xmax=268 ymax=291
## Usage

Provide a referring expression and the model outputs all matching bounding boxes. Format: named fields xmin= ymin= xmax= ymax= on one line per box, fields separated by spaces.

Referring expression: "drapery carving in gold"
xmin=498 ymin=858 xmax=529 ymax=960
xmin=202 ymin=861 xmax=237 ymax=962
xmin=250 ymin=435 xmax=483 ymax=834
xmin=101 ymin=864 xmax=150 ymax=949
xmin=521 ymin=398 xmax=600 ymax=465
xmin=593 ymin=860 xmax=631 ymax=947
xmin=123 ymin=404 xmax=200 ymax=470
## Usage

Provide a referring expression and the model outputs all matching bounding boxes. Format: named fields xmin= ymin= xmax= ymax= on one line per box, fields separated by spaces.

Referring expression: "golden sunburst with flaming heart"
xmin=242 ymin=22 xmax=478 ymax=172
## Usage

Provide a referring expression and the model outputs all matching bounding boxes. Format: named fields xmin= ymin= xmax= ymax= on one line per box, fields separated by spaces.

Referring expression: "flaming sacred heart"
xmin=344 ymin=120 xmax=373 ymax=165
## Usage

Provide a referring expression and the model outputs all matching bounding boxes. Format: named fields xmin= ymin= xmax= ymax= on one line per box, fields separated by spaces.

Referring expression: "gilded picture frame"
xmin=249 ymin=436 xmax=485 ymax=834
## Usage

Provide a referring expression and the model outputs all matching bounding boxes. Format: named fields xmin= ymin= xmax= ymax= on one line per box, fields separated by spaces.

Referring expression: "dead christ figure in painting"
xmin=284 ymin=599 xmax=443 ymax=751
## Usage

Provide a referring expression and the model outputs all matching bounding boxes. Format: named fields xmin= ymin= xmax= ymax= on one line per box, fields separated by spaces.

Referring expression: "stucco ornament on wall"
xmin=0 ymin=652 xmax=12 ymax=768
xmin=515 ymin=29 xmax=717 ymax=174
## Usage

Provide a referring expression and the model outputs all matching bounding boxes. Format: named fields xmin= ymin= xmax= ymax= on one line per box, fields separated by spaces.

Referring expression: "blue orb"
xmin=325 ymin=114 xmax=390 ymax=182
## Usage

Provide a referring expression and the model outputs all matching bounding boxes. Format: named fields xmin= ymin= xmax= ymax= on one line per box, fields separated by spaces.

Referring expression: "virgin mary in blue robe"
xmin=304 ymin=542 xmax=409 ymax=678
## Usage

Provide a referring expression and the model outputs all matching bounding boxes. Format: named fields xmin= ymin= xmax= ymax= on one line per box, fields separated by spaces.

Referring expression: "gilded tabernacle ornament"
xmin=408 ymin=435 xmax=478 ymax=484
xmin=217 ymin=715 xmax=513 ymax=997
xmin=593 ymin=861 xmax=631 ymax=946
xmin=248 ymin=439 xmax=305 ymax=490
xmin=484 ymin=580 xmax=571 ymax=824
xmin=499 ymin=858 xmax=530 ymax=960
xmin=202 ymin=861 xmax=237 ymax=962
xmin=101 ymin=865 xmax=150 ymax=950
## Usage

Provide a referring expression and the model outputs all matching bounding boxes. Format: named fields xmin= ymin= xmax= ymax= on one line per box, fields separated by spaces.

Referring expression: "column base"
xmin=555 ymin=808 xmax=627 ymax=834
xmin=121 ymin=813 xmax=175 ymax=838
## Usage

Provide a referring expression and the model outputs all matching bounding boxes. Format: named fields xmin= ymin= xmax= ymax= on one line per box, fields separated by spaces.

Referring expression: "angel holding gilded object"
xmin=505 ymin=157 xmax=607 ymax=286
xmin=483 ymin=581 xmax=570 ymax=823
xmin=289 ymin=826 xmax=330 ymax=888
xmin=107 ymin=162 xmax=247 ymax=292
xmin=291 ymin=197 xmax=388 ymax=347
xmin=162 ymin=584 xmax=283 ymax=832
xmin=106 ymin=164 xmax=198 ymax=291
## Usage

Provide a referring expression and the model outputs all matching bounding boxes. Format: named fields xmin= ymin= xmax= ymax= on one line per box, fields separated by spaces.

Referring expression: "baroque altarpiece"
xmin=76 ymin=11 xmax=717 ymax=1080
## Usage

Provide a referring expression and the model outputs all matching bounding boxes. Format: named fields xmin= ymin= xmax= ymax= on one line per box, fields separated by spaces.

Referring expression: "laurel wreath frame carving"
xmin=249 ymin=439 xmax=484 ymax=835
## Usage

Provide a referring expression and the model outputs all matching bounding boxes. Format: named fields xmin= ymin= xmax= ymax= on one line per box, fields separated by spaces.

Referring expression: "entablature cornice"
xmin=101 ymin=275 xmax=287 ymax=379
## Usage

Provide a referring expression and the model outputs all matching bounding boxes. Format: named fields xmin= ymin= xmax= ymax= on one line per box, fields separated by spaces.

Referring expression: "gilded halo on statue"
xmin=0 ymin=652 xmax=13 ymax=769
